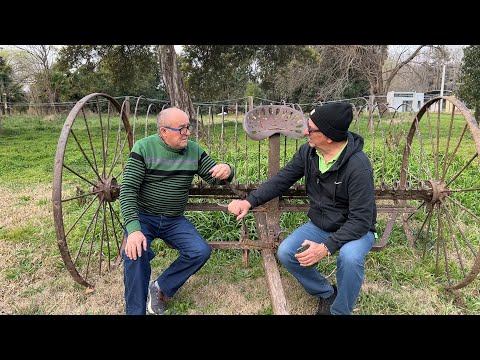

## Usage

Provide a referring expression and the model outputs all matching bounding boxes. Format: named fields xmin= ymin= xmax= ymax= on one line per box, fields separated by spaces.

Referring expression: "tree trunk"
xmin=475 ymin=101 xmax=480 ymax=125
xmin=157 ymin=45 xmax=197 ymax=127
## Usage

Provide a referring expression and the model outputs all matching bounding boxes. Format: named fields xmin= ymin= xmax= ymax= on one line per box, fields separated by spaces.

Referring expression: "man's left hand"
xmin=295 ymin=240 xmax=329 ymax=266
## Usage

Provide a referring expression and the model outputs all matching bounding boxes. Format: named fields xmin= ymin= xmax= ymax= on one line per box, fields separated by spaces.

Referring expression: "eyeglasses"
xmin=163 ymin=125 xmax=191 ymax=135
xmin=307 ymin=124 xmax=322 ymax=135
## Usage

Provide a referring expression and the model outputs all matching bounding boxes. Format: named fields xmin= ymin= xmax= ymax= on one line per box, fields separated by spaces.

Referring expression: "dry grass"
xmin=0 ymin=184 xmax=51 ymax=231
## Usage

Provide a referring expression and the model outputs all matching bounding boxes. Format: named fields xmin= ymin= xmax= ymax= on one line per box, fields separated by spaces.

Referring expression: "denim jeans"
xmin=277 ymin=221 xmax=374 ymax=315
xmin=123 ymin=212 xmax=211 ymax=315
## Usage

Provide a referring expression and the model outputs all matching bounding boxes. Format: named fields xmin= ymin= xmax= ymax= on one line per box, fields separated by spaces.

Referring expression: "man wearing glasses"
xmin=228 ymin=102 xmax=376 ymax=315
xmin=120 ymin=107 xmax=234 ymax=315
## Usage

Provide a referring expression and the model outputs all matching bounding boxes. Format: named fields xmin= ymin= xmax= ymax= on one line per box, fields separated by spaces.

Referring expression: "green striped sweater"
xmin=119 ymin=134 xmax=234 ymax=234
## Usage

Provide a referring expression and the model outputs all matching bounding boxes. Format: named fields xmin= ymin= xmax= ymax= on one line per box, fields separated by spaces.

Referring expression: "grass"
xmin=1 ymin=107 xmax=479 ymax=315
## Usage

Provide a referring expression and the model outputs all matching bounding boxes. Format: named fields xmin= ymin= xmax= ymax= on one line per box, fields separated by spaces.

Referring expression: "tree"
xmin=56 ymin=45 xmax=163 ymax=102
xmin=55 ymin=45 xmax=109 ymax=100
xmin=273 ymin=45 xmax=428 ymax=112
xmin=331 ymin=45 xmax=427 ymax=112
xmin=14 ymin=45 xmax=58 ymax=114
xmin=252 ymin=45 xmax=312 ymax=100
xmin=273 ymin=46 xmax=372 ymax=106
xmin=180 ymin=45 xmax=255 ymax=102
xmin=180 ymin=45 xmax=311 ymax=103
xmin=457 ymin=45 xmax=480 ymax=123
xmin=158 ymin=45 xmax=196 ymax=125
xmin=0 ymin=54 xmax=27 ymax=116
xmin=0 ymin=56 xmax=12 ymax=116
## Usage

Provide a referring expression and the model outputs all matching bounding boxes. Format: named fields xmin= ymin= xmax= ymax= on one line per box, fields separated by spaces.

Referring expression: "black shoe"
xmin=147 ymin=281 xmax=167 ymax=315
xmin=316 ymin=284 xmax=337 ymax=315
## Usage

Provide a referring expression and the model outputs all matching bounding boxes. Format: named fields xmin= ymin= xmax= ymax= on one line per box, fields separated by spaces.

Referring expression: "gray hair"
xmin=156 ymin=107 xmax=176 ymax=132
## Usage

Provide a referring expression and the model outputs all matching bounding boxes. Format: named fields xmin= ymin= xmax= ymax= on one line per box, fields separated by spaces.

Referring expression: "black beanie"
xmin=309 ymin=102 xmax=353 ymax=141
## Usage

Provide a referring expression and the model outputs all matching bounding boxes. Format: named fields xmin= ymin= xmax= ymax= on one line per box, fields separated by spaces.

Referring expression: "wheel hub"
xmin=95 ymin=177 xmax=120 ymax=202
xmin=427 ymin=180 xmax=450 ymax=204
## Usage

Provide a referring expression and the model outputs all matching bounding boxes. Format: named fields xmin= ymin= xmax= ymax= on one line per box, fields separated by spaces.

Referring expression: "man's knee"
xmin=192 ymin=243 xmax=211 ymax=263
xmin=277 ymin=242 xmax=292 ymax=265
xmin=123 ymin=248 xmax=152 ymax=264
xmin=337 ymin=251 xmax=364 ymax=268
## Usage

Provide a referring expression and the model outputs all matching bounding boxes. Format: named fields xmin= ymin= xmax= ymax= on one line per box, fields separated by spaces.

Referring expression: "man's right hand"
xmin=227 ymin=199 xmax=252 ymax=220
xmin=125 ymin=231 xmax=147 ymax=260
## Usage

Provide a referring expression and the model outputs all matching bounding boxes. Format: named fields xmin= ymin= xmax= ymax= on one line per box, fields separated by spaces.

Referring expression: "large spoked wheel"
xmin=52 ymin=93 xmax=133 ymax=288
xmin=400 ymin=96 xmax=480 ymax=290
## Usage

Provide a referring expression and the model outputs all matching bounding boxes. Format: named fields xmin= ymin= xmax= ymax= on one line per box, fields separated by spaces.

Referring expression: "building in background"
xmin=386 ymin=91 xmax=424 ymax=112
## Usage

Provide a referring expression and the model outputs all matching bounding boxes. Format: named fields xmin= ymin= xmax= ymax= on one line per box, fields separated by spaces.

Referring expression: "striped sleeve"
xmin=197 ymin=148 xmax=234 ymax=185
xmin=119 ymin=150 xmax=146 ymax=234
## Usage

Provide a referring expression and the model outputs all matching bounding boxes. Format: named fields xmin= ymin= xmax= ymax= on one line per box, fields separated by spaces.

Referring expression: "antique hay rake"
xmin=52 ymin=93 xmax=480 ymax=314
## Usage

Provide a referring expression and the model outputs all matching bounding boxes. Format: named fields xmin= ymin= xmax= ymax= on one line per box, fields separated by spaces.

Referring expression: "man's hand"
xmin=294 ymin=240 xmax=329 ymax=266
xmin=209 ymin=164 xmax=231 ymax=180
xmin=125 ymin=231 xmax=147 ymax=260
xmin=227 ymin=199 xmax=252 ymax=220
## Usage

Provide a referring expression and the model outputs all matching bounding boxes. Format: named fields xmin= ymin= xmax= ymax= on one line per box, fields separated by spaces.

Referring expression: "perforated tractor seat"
xmin=243 ymin=105 xmax=307 ymax=140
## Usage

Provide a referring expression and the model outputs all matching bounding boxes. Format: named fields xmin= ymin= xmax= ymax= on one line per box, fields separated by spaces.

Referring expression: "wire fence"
xmin=0 ymin=95 xmax=388 ymax=117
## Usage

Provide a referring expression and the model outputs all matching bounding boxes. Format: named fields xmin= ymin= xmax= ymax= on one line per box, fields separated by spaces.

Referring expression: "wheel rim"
xmin=52 ymin=93 xmax=133 ymax=288
xmin=400 ymin=96 xmax=480 ymax=289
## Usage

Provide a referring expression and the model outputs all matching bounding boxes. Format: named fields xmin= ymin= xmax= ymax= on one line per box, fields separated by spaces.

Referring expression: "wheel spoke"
xmin=69 ymin=129 xmax=103 ymax=183
xmin=65 ymin=195 xmax=98 ymax=238
xmin=440 ymin=106 xmax=458 ymax=181
xmin=84 ymin=199 xmax=102 ymax=282
xmin=81 ymin=108 xmax=100 ymax=177
xmin=108 ymin=126 xmax=130 ymax=179
xmin=106 ymin=116 xmax=124 ymax=178
xmin=73 ymin=199 xmax=102 ymax=266
xmin=99 ymin=201 xmax=107 ymax=275
xmin=61 ymin=189 xmax=101 ymax=203
xmin=97 ymin=97 xmax=107 ymax=179
xmin=445 ymin=197 xmax=480 ymax=254
xmin=63 ymin=163 xmax=98 ymax=188
xmin=108 ymin=202 xmax=122 ymax=256
xmin=413 ymin=203 xmax=434 ymax=245
xmin=444 ymin=200 xmax=467 ymax=275
xmin=445 ymin=153 xmax=478 ymax=187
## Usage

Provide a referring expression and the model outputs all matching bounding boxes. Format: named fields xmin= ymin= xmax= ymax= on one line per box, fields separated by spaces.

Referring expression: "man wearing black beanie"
xmin=228 ymin=102 xmax=377 ymax=315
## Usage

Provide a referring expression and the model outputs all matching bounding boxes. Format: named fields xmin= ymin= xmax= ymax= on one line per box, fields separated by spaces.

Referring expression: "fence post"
xmin=125 ymin=96 xmax=130 ymax=125
xmin=368 ymin=95 xmax=375 ymax=130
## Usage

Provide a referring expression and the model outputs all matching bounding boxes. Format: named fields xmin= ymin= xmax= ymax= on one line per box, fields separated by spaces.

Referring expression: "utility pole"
xmin=439 ymin=64 xmax=446 ymax=112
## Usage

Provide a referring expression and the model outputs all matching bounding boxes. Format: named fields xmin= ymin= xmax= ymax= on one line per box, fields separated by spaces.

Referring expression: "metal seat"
xmin=243 ymin=105 xmax=306 ymax=140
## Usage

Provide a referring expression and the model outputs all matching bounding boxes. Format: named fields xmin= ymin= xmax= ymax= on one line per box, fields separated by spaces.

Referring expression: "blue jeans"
xmin=123 ymin=212 xmax=211 ymax=315
xmin=277 ymin=221 xmax=374 ymax=315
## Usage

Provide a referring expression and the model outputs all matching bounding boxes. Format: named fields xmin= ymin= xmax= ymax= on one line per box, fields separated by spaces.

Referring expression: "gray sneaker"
xmin=147 ymin=281 xmax=166 ymax=315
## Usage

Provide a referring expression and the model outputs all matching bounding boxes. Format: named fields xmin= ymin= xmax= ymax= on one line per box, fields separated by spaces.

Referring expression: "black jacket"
xmin=246 ymin=131 xmax=377 ymax=254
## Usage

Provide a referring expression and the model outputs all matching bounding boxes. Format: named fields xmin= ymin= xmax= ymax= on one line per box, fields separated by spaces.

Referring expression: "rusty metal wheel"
xmin=400 ymin=96 xmax=480 ymax=289
xmin=52 ymin=93 xmax=133 ymax=288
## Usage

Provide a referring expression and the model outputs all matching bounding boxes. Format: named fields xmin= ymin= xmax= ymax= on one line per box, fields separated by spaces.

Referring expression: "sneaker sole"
xmin=147 ymin=287 xmax=164 ymax=315
xmin=147 ymin=294 xmax=155 ymax=314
